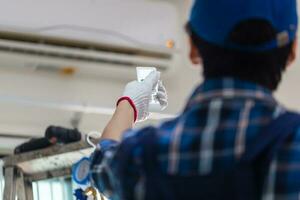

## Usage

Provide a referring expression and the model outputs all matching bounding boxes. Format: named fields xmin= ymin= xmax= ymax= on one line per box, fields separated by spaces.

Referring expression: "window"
xmin=0 ymin=178 xmax=3 ymax=200
xmin=32 ymin=177 xmax=73 ymax=200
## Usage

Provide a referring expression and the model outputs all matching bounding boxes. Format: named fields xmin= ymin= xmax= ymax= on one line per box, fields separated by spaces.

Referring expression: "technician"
xmin=90 ymin=0 xmax=300 ymax=199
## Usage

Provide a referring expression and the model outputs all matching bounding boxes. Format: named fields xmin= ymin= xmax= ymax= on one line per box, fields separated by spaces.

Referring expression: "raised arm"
xmin=101 ymin=71 xmax=165 ymax=141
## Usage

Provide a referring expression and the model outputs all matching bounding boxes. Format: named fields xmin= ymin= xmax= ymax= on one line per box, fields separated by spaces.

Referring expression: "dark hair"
xmin=187 ymin=19 xmax=294 ymax=91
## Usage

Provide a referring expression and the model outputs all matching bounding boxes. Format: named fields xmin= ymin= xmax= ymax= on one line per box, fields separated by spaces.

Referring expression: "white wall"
xmin=276 ymin=55 xmax=300 ymax=111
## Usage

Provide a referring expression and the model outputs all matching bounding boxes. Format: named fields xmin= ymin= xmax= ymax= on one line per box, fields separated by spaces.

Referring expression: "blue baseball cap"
xmin=189 ymin=0 xmax=298 ymax=51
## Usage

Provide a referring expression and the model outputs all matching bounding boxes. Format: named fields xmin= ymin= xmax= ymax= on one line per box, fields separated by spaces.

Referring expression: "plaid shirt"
xmin=90 ymin=78 xmax=300 ymax=200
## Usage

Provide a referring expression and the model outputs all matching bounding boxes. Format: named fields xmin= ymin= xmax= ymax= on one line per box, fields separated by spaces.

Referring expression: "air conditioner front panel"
xmin=0 ymin=0 xmax=180 ymax=49
xmin=0 ymin=0 xmax=181 ymax=78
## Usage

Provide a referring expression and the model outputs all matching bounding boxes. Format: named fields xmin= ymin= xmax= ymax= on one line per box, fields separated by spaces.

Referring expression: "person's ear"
xmin=287 ymin=39 xmax=297 ymax=67
xmin=189 ymin=37 xmax=202 ymax=65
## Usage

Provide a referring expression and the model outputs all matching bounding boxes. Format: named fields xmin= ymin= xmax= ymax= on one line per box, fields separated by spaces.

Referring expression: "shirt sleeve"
xmin=89 ymin=127 xmax=158 ymax=200
xmin=89 ymin=139 xmax=120 ymax=198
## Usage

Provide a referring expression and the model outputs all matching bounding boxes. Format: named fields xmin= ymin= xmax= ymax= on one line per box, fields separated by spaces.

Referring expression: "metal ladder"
xmin=2 ymin=141 xmax=93 ymax=200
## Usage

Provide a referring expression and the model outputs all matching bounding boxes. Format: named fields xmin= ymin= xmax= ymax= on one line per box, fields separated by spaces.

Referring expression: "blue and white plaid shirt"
xmin=90 ymin=78 xmax=300 ymax=200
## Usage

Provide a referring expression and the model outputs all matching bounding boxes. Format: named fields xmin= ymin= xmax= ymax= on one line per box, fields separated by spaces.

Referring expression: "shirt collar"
xmin=186 ymin=78 xmax=277 ymax=110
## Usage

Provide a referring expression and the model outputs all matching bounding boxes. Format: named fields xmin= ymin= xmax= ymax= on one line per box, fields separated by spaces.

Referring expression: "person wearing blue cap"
xmin=89 ymin=0 xmax=300 ymax=199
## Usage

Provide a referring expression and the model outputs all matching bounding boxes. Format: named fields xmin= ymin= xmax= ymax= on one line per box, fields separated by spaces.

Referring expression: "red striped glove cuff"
xmin=116 ymin=97 xmax=138 ymax=122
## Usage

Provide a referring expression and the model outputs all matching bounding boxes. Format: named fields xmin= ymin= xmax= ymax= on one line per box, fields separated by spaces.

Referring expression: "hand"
xmin=155 ymin=80 xmax=168 ymax=110
xmin=117 ymin=71 xmax=160 ymax=122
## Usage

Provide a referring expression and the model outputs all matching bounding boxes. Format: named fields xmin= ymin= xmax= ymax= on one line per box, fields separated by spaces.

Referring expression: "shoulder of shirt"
xmin=120 ymin=117 xmax=180 ymax=152
xmin=293 ymin=125 xmax=300 ymax=139
xmin=283 ymin=111 xmax=300 ymax=145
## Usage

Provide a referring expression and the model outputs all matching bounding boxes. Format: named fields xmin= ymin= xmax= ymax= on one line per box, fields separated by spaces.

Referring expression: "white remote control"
xmin=136 ymin=67 xmax=163 ymax=112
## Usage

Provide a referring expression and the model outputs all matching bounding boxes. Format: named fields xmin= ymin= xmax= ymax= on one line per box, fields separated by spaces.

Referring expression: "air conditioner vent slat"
xmin=0 ymin=45 xmax=168 ymax=71
xmin=0 ymin=31 xmax=172 ymax=60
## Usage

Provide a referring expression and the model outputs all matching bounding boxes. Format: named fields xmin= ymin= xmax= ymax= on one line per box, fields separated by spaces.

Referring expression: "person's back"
xmin=89 ymin=0 xmax=300 ymax=199
xmin=153 ymin=78 xmax=300 ymax=199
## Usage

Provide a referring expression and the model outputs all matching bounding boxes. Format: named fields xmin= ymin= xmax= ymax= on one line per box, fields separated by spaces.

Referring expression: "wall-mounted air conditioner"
xmin=0 ymin=0 xmax=181 ymax=78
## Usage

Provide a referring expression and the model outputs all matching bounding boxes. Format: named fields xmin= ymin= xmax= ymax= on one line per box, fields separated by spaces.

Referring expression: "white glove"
xmin=155 ymin=80 xmax=168 ymax=110
xmin=117 ymin=71 xmax=167 ymax=122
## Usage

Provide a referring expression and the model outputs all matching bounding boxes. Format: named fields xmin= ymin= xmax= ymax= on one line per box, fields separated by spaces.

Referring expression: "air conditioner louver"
xmin=0 ymin=31 xmax=176 ymax=78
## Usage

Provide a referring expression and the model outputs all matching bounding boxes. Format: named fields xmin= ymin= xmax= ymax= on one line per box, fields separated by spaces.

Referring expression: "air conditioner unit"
xmin=0 ymin=0 xmax=181 ymax=79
